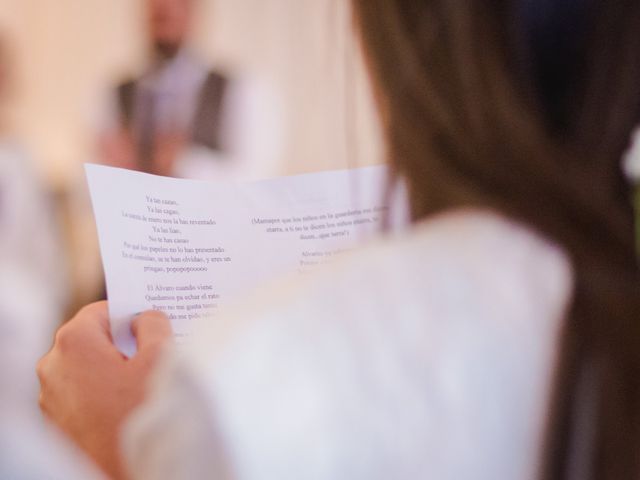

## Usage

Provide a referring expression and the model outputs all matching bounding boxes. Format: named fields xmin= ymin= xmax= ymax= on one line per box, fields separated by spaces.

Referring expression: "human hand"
xmin=37 ymin=302 xmax=172 ymax=479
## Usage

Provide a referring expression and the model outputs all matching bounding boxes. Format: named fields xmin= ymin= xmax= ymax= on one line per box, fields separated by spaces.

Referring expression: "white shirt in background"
xmin=0 ymin=141 xmax=68 ymax=403
xmin=0 ymin=142 xmax=101 ymax=479
xmin=97 ymin=49 xmax=285 ymax=182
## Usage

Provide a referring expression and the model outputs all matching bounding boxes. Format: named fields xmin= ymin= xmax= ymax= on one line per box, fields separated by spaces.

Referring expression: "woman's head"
xmin=352 ymin=1 xmax=639 ymax=240
xmin=352 ymin=1 xmax=640 ymax=479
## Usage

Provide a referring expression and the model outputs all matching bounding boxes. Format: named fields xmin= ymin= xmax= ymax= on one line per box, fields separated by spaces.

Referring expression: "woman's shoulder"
xmin=396 ymin=208 xmax=574 ymax=303
xmin=189 ymin=208 xmax=574 ymax=370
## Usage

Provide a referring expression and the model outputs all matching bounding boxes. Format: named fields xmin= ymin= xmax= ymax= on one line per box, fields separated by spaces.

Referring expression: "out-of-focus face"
xmin=147 ymin=0 xmax=194 ymax=57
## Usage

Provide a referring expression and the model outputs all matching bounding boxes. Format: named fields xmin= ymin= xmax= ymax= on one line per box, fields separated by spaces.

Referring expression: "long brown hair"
xmin=352 ymin=1 xmax=640 ymax=478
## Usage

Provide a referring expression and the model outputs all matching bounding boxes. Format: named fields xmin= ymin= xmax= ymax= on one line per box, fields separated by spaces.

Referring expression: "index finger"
xmin=131 ymin=310 xmax=173 ymax=353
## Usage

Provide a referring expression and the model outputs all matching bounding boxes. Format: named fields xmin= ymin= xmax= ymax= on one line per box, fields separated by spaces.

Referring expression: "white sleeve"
xmin=122 ymin=351 xmax=233 ymax=480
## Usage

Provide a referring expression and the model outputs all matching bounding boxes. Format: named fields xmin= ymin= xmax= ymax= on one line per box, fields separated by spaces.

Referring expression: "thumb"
xmin=131 ymin=310 xmax=173 ymax=357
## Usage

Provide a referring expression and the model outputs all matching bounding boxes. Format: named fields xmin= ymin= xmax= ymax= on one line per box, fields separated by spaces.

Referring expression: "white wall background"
xmin=0 ymin=0 xmax=384 ymax=189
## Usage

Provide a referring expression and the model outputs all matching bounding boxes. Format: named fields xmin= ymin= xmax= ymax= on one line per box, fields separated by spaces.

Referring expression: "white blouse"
xmin=123 ymin=210 xmax=573 ymax=480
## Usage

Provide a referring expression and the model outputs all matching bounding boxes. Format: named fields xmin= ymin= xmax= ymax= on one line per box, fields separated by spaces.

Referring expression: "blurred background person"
xmin=98 ymin=0 xmax=279 ymax=181
xmin=102 ymin=0 xmax=228 ymax=176
xmin=0 ymin=35 xmax=67 ymax=401
xmin=0 ymin=32 xmax=95 ymax=480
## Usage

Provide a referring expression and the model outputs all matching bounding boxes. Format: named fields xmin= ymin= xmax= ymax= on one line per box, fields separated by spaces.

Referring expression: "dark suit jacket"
xmin=116 ymin=70 xmax=229 ymax=152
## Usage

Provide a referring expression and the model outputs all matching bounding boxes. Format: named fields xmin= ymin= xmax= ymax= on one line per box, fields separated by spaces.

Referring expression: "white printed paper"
xmin=86 ymin=164 xmax=393 ymax=356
